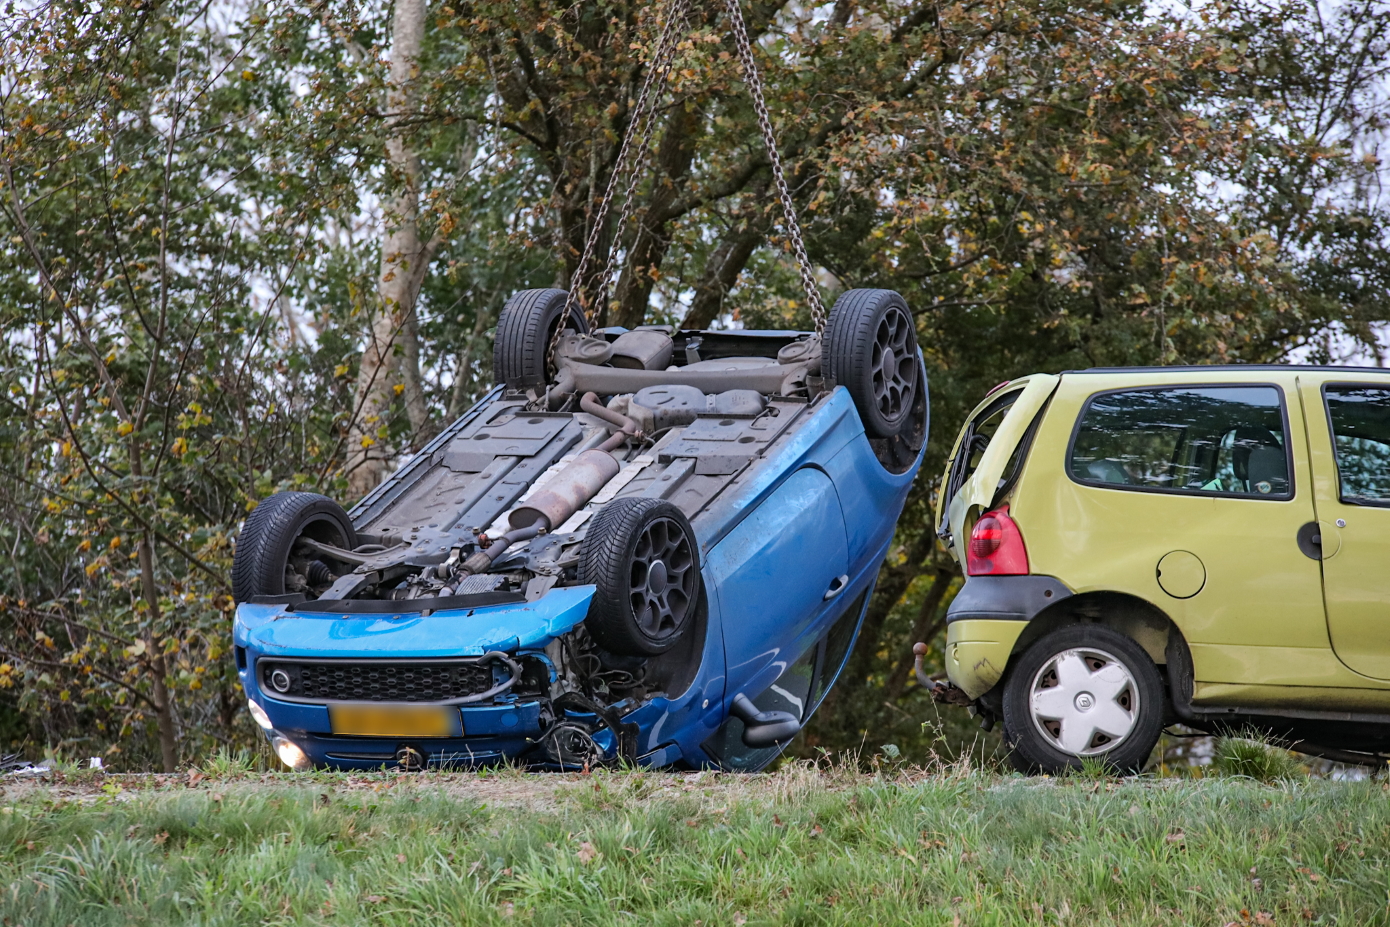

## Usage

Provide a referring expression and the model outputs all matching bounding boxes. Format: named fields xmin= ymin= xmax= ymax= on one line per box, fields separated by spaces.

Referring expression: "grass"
xmin=1212 ymin=736 xmax=1306 ymax=784
xmin=2 ymin=762 xmax=1389 ymax=926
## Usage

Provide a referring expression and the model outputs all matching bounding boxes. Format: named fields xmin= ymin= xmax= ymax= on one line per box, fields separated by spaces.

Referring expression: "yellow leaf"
xmin=334 ymin=363 xmax=350 ymax=378
xmin=360 ymin=437 xmax=375 ymax=448
xmin=116 ymin=421 xmax=133 ymax=436
xmin=393 ymin=384 xmax=405 ymax=395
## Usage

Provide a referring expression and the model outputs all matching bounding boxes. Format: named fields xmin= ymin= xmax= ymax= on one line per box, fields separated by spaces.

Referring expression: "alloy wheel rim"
xmin=1028 ymin=647 xmax=1140 ymax=757
xmin=627 ymin=517 xmax=696 ymax=641
xmin=869 ymin=304 xmax=918 ymax=421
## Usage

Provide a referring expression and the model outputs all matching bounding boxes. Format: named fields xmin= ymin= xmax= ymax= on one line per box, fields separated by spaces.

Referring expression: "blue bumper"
xmin=234 ymin=587 xmax=591 ymax=769
xmin=233 ymin=585 xmax=725 ymax=770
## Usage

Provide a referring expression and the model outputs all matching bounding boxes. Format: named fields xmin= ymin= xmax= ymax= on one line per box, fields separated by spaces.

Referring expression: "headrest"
xmin=1246 ymin=445 xmax=1288 ymax=495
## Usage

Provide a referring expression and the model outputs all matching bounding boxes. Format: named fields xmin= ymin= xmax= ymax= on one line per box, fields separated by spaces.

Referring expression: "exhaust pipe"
xmin=457 ymin=392 xmax=639 ymax=578
xmin=508 ymin=449 xmax=621 ymax=531
xmin=508 ymin=391 xmax=638 ymax=530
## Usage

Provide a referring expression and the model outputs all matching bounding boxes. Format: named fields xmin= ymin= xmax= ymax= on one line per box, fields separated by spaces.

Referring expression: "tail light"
xmin=967 ymin=505 xmax=1028 ymax=576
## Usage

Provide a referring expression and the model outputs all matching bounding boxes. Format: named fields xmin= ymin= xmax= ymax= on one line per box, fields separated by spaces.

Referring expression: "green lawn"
xmin=3 ymin=763 xmax=1388 ymax=925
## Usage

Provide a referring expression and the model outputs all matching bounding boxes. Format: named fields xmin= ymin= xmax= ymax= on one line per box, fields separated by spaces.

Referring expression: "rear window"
xmin=1068 ymin=386 xmax=1291 ymax=499
xmin=1324 ymin=385 xmax=1390 ymax=506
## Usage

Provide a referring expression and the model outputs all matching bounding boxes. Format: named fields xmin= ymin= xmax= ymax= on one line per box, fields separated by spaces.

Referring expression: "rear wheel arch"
xmin=1008 ymin=591 xmax=1181 ymax=670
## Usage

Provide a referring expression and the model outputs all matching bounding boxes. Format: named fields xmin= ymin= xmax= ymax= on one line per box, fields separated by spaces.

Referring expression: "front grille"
xmin=259 ymin=659 xmax=494 ymax=703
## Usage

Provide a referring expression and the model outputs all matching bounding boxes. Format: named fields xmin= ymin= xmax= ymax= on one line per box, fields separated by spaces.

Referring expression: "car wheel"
xmin=493 ymin=288 xmax=589 ymax=390
xmin=824 ymin=288 xmax=920 ymax=438
xmin=578 ymin=497 xmax=701 ymax=656
xmin=231 ymin=492 xmax=357 ymax=603
xmin=1001 ymin=624 xmax=1165 ymax=774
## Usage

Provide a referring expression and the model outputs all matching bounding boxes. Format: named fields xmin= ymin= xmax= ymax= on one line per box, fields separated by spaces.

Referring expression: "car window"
xmin=811 ymin=590 xmax=868 ymax=708
xmin=1324 ymin=386 xmax=1390 ymax=506
xmin=1069 ymin=386 xmax=1291 ymax=498
xmin=940 ymin=389 xmax=1020 ymax=527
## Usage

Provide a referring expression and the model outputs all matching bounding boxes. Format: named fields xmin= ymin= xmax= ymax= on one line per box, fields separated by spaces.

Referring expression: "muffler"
xmin=508 ymin=448 xmax=621 ymax=531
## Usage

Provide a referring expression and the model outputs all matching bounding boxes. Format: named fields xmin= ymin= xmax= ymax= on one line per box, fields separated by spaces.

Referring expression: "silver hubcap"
xmin=1029 ymin=647 xmax=1139 ymax=757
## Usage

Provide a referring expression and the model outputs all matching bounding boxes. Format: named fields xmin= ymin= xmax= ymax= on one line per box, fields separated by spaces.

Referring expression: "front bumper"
xmin=250 ymin=700 xmax=566 ymax=770
xmin=235 ymin=587 xmax=598 ymax=768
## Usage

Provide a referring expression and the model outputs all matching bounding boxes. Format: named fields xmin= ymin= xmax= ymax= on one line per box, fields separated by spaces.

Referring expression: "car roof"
xmin=1066 ymin=364 xmax=1390 ymax=374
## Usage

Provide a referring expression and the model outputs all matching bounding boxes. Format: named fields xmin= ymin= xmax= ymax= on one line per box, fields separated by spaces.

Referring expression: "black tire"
xmin=493 ymin=288 xmax=589 ymax=390
xmin=1001 ymin=624 xmax=1165 ymax=774
xmin=231 ymin=492 xmax=357 ymax=603
xmin=824 ymin=289 xmax=920 ymax=438
xmin=578 ymin=497 xmax=701 ymax=656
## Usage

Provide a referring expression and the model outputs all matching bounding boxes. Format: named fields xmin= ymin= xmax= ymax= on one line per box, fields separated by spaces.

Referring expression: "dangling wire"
xmin=722 ymin=0 xmax=826 ymax=335
xmin=548 ymin=0 xmax=691 ymax=362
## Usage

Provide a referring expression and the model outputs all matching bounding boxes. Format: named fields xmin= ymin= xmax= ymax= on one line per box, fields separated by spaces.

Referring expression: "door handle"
xmin=824 ymin=574 xmax=849 ymax=600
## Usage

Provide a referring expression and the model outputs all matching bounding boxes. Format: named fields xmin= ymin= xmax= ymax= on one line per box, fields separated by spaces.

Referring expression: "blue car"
xmin=232 ymin=288 xmax=928 ymax=771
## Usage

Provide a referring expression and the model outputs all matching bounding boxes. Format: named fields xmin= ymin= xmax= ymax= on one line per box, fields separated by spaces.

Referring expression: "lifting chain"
xmin=549 ymin=0 xmax=691 ymax=363
xmin=722 ymin=0 xmax=826 ymax=335
xmin=548 ymin=0 xmax=825 ymax=372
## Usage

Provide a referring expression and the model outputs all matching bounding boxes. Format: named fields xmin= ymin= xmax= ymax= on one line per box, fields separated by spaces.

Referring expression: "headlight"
xmin=271 ymin=734 xmax=312 ymax=771
xmin=246 ymin=699 xmax=273 ymax=731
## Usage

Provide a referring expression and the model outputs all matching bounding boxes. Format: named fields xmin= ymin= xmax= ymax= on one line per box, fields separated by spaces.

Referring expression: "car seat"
xmin=1085 ymin=459 xmax=1130 ymax=485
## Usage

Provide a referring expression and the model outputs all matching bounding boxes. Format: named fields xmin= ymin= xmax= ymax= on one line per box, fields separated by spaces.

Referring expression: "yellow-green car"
xmin=934 ymin=366 xmax=1390 ymax=772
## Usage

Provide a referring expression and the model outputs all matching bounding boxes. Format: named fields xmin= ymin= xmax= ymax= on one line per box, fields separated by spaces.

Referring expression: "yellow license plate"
xmin=328 ymin=703 xmax=462 ymax=738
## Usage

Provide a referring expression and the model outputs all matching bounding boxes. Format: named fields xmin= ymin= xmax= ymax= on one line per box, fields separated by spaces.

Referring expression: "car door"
xmin=704 ymin=467 xmax=850 ymax=700
xmin=1298 ymin=376 xmax=1390 ymax=679
xmin=1030 ymin=375 xmax=1329 ymax=690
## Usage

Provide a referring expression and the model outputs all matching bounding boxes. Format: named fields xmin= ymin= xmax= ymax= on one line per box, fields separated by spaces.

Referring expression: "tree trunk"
xmin=137 ymin=532 xmax=179 ymax=772
xmin=611 ymin=104 xmax=703 ymax=329
xmin=680 ymin=216 xmax=769 ymax=330
xmin=346 ymin=0 xmax=432 ymax=497
xmin=448 ymin=304 xmax=492 ymax=419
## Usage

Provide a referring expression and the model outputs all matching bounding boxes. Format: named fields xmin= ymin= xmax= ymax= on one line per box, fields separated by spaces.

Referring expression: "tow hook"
xmin=912 ymin=642 xmax=973 ymax=707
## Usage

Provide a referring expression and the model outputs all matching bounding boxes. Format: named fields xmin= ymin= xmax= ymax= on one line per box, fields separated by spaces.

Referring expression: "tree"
xmin=0 ymin=0 xmax=354 ymax=769
xmin=346 ymin=0 xmax=435 ymax=496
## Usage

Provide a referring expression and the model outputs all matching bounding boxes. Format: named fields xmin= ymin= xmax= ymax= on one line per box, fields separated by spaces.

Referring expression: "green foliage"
xmin=2 ymin=770 xmax=1389 ymax=924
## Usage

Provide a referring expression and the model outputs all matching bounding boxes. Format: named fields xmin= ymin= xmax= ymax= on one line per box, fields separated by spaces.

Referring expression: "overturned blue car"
xmin=232 ymin=287 xmax=927 ymax=771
